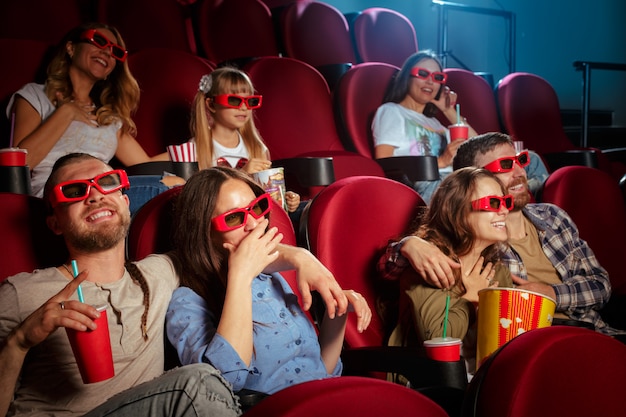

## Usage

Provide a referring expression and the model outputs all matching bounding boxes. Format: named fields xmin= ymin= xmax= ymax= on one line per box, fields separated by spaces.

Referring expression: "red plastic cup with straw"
xmin=423 ymin=292 xmax=462 ymax=361
xmin=65 ymin=260 xmax=115 ymax=383
xmin=448 ymin=104 xmax=468 ymax=141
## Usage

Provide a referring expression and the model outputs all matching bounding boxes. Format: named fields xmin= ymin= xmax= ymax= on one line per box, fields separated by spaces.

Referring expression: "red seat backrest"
xmin=352 ymin=7 xmax=418 ymax=67
xmin=334 ymin=62 xmax=399 ymax=159
xmin=244 ymin=56 xmax=343 ymax=159
xmin=0 ymin=192 xmax=68 ymax=281
xmin=302 ymin=176 xmax=425 ymax=348
xmin=196 ymin=0 xmax=279 ymax=64
xmin=280 ymin=0 xmax=356 ymax=67
xmin=97 ymin=0 xmax=197 ymax=54
xmin=0 ymin=38 xmax=53 ymax=147
xmin=496 ymin=72 xmax=577 ymax=155
xmin=439 ymin=68 xmax=502 ymax=134
xmin=540 ymin=165 xmax=626 ymax=296
xmin=244 ymin=376 xmax=448 ymax=417
xmin=127 ymin=48 xmax=215 ymax=156
xmin=0 ymin=0 xmax=87 ymax=43
xmin=466 ymin=326 xmax=626 ymax=417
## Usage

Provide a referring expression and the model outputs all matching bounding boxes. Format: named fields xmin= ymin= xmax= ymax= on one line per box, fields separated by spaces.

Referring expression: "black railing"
xmin=573 ymin=61 xmax=626 ymax=147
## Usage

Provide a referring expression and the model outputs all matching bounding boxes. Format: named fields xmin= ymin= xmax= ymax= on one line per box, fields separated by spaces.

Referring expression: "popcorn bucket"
xmin=476 ymin=288 xmax=556 ymax=368
xmin=167 ymin=143 xmax=197 ymax=162
xmin=253 ymin=167 xmax=287 ymax=211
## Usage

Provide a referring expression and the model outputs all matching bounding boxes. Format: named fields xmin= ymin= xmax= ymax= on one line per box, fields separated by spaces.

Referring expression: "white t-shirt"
xmin=7 ymin=83 xmax=120 ymax=197
xmin=372 ymin=102 xmax=449 ymax=159
xmin=0 ymin=255 xmax=178 ymax=416
xmin=189 ymin=134 xmax=268 ymax=168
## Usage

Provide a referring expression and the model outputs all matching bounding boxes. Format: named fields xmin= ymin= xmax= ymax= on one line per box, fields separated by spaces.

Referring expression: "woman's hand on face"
xmin=344 ymin=290 xmax=372 ymax=333
xmin=431 ymin=86 xmax=458 ymax=113
xmin=460 ymin=256 xmax=496 ymax=303
xmin=242 ymin=158 xmax=272 ymax=174
xmin=224 ymin=219 xmax=283 ymax=284
xmin=55 ymin=92 xmax=98 ymax=126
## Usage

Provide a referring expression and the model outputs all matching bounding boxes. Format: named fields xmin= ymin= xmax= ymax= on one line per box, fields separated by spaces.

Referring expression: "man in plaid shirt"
xmin=378 ymin=132 xmax=622 ymax=335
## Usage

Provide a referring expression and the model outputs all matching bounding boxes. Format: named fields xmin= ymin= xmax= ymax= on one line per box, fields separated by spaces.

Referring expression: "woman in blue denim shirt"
xmin=165 ymin=167 xmax=371 ymax=394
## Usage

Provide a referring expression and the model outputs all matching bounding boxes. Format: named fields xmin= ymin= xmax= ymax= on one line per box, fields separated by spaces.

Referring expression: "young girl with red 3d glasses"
xmin=189 ymin=68 xmax=301 ymax=214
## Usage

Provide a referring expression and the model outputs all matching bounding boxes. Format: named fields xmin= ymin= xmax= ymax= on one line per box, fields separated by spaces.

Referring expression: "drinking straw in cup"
xmin=456 ymin=104 xmax=461 ymax=125
xmin=71 ymin=260 xmax=85 ymax=303
xmin=442 ymin=292 xmax=451 ymax=338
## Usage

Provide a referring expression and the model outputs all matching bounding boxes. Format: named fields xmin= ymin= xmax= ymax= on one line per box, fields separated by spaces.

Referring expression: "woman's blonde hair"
xmin=45 ymin=22 xmax=140 ymax=136
xmin=191 ymin=67 xmax=266 ymax=170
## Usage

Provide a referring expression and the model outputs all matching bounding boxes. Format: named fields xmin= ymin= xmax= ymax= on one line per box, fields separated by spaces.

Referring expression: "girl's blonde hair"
xmin=45 ymin=22 xmax=140 ymax=137
xmin=191 ymin=67 xmax=266 ymax=170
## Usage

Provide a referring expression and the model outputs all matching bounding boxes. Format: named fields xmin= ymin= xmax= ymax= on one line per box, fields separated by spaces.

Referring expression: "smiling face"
xmin=405 ymin=58 xmax=444 ymax=107
xmin=474 ymin=143 xmax=531 ymax=210
xmin=48 ymin=158 xmax=130 ymax=252
xmin=467 ymin=177 xmax=509 ymax=251
xmin=68 ymin=28 xmax=119 ymax=81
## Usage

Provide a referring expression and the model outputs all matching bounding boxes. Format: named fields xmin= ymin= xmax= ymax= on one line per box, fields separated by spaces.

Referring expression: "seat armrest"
xmin=376 ymin=156 xmax=440 ymax=183
xmin=340 ymin=346 xmax=468 ymax=391
xmin=542 ymin=150 xmax=598 ymax=171
xmin=273 ymin=157 xmax=336 ymax=187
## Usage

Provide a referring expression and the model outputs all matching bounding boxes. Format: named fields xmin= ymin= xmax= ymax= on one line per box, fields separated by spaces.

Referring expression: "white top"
xmin=0 ymin=255 xmax=178 ymax=416
xmin=7 ymin=83 xmax=120 ymax=197
xmin=372 ymin=102 xmax=450 ymax=158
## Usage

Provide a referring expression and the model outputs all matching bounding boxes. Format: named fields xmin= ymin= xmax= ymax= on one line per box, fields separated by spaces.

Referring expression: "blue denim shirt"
xmin=166 ymin=273 xmax=341 ymax=394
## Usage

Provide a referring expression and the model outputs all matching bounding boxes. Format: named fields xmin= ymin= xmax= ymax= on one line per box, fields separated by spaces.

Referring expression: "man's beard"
xmin=65 ymin=211 xmax=131 ymax=252
xmin=510 ymin=177 xmax=531 ymax=211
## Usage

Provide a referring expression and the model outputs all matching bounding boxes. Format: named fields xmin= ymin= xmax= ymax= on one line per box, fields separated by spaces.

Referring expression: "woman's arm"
xmin=374 ymin=144 xmax=396 ymax=158
xmin=265 ymin=244 xmax=348 ymax=318
xmin=114 ymin=131 xmax=155 ymax=166
xmin=318 ymin=290 xmax=371 ymax=374
xmin=218 ymin=220 xmax=281 ymax=365
xmin=12 ymin=97 xmax=96 ymax=168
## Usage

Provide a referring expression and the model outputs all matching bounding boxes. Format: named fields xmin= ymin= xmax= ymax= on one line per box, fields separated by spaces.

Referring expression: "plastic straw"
xmin=442 ymin=292 xmax=451 ymax=338
xmin=456 ymin=104 xmax=461 ymax=125
xmin=71 ymin=260 xmax=85 ymax=303
xmin=9 ymin=112 xmax=15 ymax=148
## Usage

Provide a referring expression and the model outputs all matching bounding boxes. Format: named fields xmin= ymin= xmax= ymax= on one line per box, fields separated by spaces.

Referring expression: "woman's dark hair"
xmin=383 ymin=49 xmax=444 ymax=118
xmin=171 ymin=166 xmax=267 ymax=316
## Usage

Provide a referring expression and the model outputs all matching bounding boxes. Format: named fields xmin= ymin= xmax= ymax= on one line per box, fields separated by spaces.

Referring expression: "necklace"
xmin=61 ymin=263 xmax=74 ymax=278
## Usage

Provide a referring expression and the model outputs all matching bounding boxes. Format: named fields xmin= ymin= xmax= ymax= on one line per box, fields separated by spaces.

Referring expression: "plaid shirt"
xmin=377 ymin=203 xmax=619 ymax=334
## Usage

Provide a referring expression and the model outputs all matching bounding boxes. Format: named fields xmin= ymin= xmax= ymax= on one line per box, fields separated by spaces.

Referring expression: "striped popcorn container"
xmin=167 ymin=142 xmax=197 ymax=162
xmin=476 ymin=288 xmax=556 ymax=368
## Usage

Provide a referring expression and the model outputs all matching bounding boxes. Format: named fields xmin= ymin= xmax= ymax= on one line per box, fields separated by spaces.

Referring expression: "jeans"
xmin=125 ymin=175 xmax=170 ymax=217
xmin=83 ymin=364 xmax=242 ymax=417
xmin=412 ymin=179 xmax=441 ymax=204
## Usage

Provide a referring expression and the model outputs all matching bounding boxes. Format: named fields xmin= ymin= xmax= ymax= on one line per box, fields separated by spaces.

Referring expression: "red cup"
xmin=448 ymin=124 xmax=469 ymax=141
xmin=66 ymin=305 xmax=115 ymax=384
xmin=0 ymin=148 xmax=27 ymax=166
xmin=423 ymin=337 xmax=462 ymax=361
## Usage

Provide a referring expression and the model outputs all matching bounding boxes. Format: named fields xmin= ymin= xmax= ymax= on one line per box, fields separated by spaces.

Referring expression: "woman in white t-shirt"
xmin=7 ymin=23 xmax=181 ymax=206
xmin=372 ymin=50 xmax=477 ymax=203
